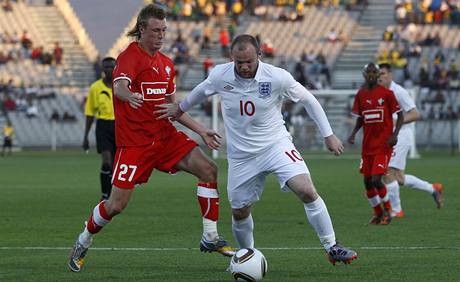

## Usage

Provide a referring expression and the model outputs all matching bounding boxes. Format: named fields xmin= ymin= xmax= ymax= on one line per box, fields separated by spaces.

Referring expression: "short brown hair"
xmin=231 ymin=34 xmax=260 ymax=53
xmin=127 ymin=4 xmax=166 ymax=40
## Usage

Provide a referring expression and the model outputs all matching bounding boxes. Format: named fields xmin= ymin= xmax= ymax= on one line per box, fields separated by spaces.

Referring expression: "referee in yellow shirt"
xmin=83 ymin=57 xmax=116 ymax=200
xmin=2 ymin=120 xmax=14 ymax=157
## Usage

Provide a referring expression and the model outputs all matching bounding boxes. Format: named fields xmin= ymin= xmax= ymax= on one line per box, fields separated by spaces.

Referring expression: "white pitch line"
xmin=0 ymin=246 xmax=458 ymax=251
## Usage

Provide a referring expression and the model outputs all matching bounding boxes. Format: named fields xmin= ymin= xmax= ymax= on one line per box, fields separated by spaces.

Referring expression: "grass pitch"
xmin=0 ymin=150 xmax=458 ymax=281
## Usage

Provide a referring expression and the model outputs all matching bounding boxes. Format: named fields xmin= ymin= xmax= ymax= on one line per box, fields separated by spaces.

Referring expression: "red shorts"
xmin=112 ymin=131 xmax=197 ymax=189
xmin=360 ymin=151 xmax=392 ymax=177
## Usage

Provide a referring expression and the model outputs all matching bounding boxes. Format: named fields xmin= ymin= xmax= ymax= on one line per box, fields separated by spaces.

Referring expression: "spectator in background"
xmin=326 ymin=28 xmax=338 ymax=43
xmin=203 ymin=55 xmax=213 ymax=79
xmin=25 ymin=100 xmax=38 ymax=118
xmin=20 ymin=30 xmax=32 ymax=50
xmin=261 ymin=39 xmax=275 ymax=58
xmin=2 ymin=0 xmax=13 ymax=12
xmin=228 ymin=19 xmax=237 ymax=41
xmin=62 ymin=111 xmax=76 ymax=122
xmin=383 ymin=26 xmax=394 ymax=42
xmin=0 ymin=50 xmax=7 ymax=65
xmin=215 ymin=0 xmax=227 ymax=25
xmin=50 ymin=108 xmax=60 ymax=122
xmin=231 ymin=0 xmax=243 ymax=23
xmin=294 ymin=61 xmax=307 ymax=87
xmin=53 ymin=42 xmax=63 ymax=64
xmin=31 ymin=45 xmax=43 ymax=61
xmin=201 ymin=24 xmax=212 ymax=50
xmin=219 ymin=28 xmax=230 ymax=57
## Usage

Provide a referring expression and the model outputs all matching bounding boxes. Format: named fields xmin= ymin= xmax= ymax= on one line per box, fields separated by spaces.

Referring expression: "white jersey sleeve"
xmin=281 ymin=70 xmax=333 ymax=137
xmin=179 ymin=70 xmax=220 ymax=112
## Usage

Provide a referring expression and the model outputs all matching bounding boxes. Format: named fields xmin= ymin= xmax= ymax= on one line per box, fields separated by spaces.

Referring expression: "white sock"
xmin=404 ymin=174 xmax=434 ymax=194
xmin=78 ymin=227 xmax=93 ymax=248
xmin=304 ymin=196 xmax=336 ymax=251
xmin=387 ymin=180 xmax=402 ymax=213
xmin=232 ymin=214 xmax=254 ymax=248
xmin=203 ymin=218 xmax=218 ymax=241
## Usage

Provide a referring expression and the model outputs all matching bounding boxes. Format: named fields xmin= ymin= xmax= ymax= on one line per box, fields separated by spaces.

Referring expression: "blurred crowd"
xmin=395 ymin=0 xmax=460 ymax=25
xmin=0 ymin=78 xmax=56 ymax=118
xmin=0 ymin=30 xmax=63 ymax=66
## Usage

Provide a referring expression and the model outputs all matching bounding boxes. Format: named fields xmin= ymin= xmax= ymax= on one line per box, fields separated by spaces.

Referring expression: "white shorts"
xmin=227 ymin=137 xmax=310 ymax=209
xmin=388 ymin=137 xmax=410 ymax=170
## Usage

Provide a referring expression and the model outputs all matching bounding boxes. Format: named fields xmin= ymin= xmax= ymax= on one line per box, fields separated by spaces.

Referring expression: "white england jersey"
xmin=390 ymin=81 xmax=416 ymax=142
xmin=187 ymin=61 xmax=332 ymax=159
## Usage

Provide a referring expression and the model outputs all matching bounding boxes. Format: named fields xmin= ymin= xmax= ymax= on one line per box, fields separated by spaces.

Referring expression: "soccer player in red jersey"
xmin=347 ymin=63 xmax=404 ymax=225
xmin=68 ymin=4 xmax=234 ymax=272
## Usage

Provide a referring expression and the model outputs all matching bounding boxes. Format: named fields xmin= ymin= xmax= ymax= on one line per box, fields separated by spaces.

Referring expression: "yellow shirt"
xmin=84 ymin=79 xmax=115 ymax=120
xmin=3 ymin=126 xmax=13 ymax=138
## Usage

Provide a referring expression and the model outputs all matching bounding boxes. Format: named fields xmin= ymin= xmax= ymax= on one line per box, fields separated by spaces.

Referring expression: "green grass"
xmin=0 ymin=150 xmax=459 ymax=281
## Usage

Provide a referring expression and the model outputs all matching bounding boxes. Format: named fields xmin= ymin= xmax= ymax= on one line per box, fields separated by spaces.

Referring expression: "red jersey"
xmin=113 ymin=42 xmax=177 ymax=146
xmin=351 ymin=85 xmax=401 ymax=155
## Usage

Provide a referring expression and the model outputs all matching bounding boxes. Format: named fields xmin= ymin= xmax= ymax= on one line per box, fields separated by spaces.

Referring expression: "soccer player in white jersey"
xmin=155 ymin=34 xmax=357 ymax=265
xmin=378 ymin=63 xmax=444 ymax=218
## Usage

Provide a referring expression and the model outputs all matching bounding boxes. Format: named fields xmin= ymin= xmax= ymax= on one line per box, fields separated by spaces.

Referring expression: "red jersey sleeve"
xmin=386 ymin=89 xmax=401 ymax=114
xmin=113 ymin=51 xmax=137 ymax=85
xmin=351 ymin=91 xmax=361 ymax=117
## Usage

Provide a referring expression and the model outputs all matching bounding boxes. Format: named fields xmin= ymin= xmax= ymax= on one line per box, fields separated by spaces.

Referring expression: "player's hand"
xmin=347 ymin=134 xmax=355 ymax=144
xmin=128 ymin=92 xmax=143 ymax=109
xmin=325 ymin=134 xmax=344 ymax=156
xmin=387 ymin=135 xmax=398 ymax=147
xmin=199 ymin=129 xmax=222 ymax=150
xmin=82 ymin=138 xmax=89 ymax=151
xmin=154 ymin=102 xmax=184 ymax=121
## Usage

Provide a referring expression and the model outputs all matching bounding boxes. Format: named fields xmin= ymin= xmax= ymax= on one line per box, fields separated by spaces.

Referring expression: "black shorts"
xmin=96 ymin=119 xmax=116 ymax=154
xmin=3 ymin=137 xmax=12 ymax=148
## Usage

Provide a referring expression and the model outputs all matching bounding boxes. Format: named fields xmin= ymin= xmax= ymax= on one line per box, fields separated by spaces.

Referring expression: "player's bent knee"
xmin=395 ymin=172 xmax=405 ymax=185
xmin=232 ymin=207 xmax=251 ymax=220
xmin=198 ymin=161 xmax=218 ymax=182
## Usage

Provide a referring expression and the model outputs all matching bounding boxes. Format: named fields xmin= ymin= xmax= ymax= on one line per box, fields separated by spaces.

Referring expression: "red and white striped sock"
xmin=366 ymin=188 xmax=383 ymax=216
xmin=197 ymin=182 xmax=219 ymax=240
xmin=377 ymin=186 xmax=392 ymax=210
xmin=86 ymin=201 xmax=112 ymax=234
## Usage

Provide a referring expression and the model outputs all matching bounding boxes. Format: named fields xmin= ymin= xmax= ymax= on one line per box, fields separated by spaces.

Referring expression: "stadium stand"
xmin=0 ymin=1 xmax=95 ymax=87
xmin=1 ymin=0 xmax=458 ymax=150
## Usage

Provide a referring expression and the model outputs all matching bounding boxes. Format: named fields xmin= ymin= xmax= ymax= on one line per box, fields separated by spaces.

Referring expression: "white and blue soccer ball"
xmin=230 ymin=248 xmax=268 ymax=281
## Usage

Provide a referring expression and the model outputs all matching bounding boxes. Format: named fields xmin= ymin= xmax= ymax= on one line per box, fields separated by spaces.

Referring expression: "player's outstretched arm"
xmin=154 ymin=102 xmax=184 ymax=120
xmin=155 ymin=80 xmax=210 ymax=120
xmin=325 ymin=134 xmax=344 ymax=156
xmin=176 ymin=113 xmax=222 ymax=150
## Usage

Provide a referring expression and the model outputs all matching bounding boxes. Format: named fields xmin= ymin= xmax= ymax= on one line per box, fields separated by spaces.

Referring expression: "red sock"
xmin=87 ymin=201 xmax=112 ymax=234
xmin=377 ymin=186 xmax=392 ymax=210
xmin=366 ymin=188 xmax=383 ymax=216
xmin=197 ymin=182 xmax=219 ymax=221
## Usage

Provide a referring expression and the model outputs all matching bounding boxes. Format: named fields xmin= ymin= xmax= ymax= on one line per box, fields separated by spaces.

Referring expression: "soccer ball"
xmin=230 ymin=248 xmax=268 ymax=281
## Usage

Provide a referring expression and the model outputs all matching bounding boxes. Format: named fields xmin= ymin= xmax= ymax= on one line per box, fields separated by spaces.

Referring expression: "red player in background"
xmin=348 ymin=63 xmax=403 ymax=225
